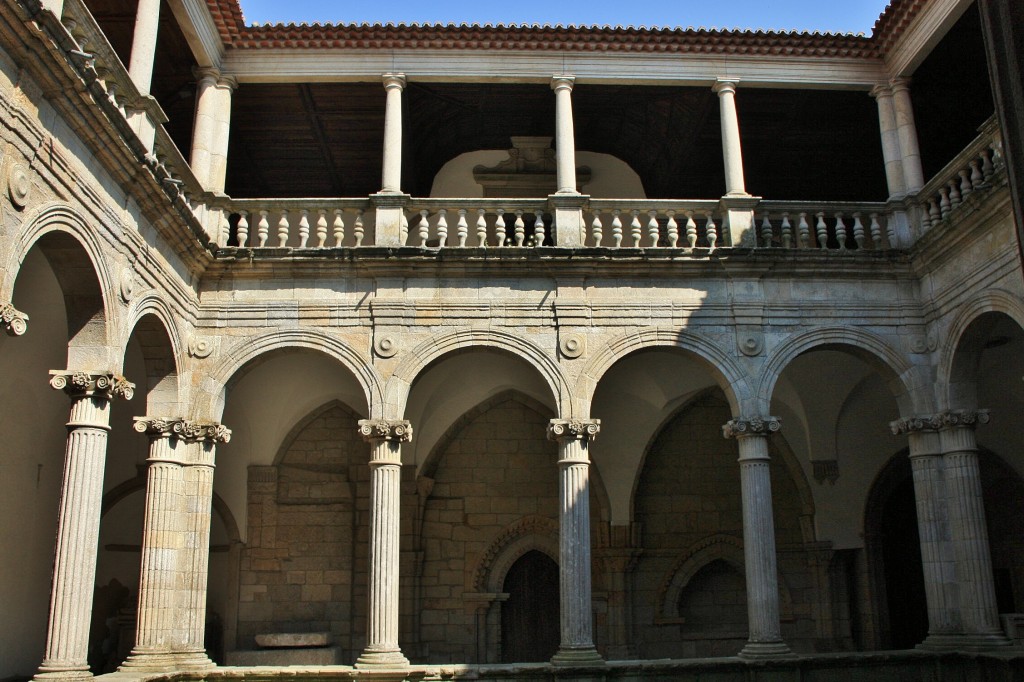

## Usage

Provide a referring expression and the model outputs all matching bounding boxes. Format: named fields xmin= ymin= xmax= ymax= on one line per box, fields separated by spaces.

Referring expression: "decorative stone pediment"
xmin=472 ymin=137 xmax=590 ymax=197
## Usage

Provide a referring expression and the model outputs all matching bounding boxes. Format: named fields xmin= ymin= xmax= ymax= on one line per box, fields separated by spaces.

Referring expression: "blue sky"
xmin=238 ymin=1 xmax=892 ymax=35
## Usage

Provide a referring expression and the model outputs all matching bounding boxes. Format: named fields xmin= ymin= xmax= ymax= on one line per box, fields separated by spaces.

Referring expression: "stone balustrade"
xmin=405 ymin=199 xmax=552 ymax=247
xmin=225 ymin=200 xmax=374 ymax=248
xmin=755 ymin=202 xmax=893 ymax=250
xmin=587 ymin=200 xmax=722 ymax=249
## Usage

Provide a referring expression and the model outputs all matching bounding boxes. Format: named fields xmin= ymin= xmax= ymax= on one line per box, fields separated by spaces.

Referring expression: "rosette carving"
xmin=49 ymin=370 xmax=135 ymax=400
xmin=547 ymin=419 xmax=601 ymax=442
xmin=559 ymin=334 xmax=585 ymax=359
xmin=722 ymin=416 xmax=781 ymax=439
xmin=940 ymin=409 xmax=990 ymax=428
xmin=8 ymin=163 xmax=30 ymax=208
xmin=133 ymin=416 xmax=232 ymax=443
xmin=374 ymin=335 xmax=398 ymax=358
xmin=358 ymin=419 xmax=413 ymax=443
xmin=890 ymin=414 xmax=943 ymax=435
xmin=1 ymin=302 xmax=28 ymax=336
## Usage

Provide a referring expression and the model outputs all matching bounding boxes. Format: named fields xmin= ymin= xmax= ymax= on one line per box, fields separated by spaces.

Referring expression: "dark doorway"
xmin=501 ymin=550 xmax=560 ymax=663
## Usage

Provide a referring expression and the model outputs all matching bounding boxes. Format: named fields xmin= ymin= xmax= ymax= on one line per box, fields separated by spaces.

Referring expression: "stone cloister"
xmin=1 ymin=0 xmax=1023 ymax=679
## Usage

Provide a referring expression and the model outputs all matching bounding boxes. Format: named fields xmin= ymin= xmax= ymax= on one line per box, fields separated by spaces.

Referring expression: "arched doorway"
xmin=500 ymin=550 xmax=560 ymax=663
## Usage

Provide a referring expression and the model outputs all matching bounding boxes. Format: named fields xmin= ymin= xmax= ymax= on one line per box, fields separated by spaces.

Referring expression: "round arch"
xmin=385 ymin=329 xmax=570 ymax=419
xmin=757 ymin=327 xmax=923 ymax=416
xmin=578 ymin=328 xmax=751 ymax=415
xmin=120 ymin=300 xmax=184 ymax=415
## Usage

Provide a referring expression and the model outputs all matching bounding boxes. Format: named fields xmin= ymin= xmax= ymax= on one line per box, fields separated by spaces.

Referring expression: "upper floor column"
xmin=127 ymin=0 xmax=160 ymax=96
xmin=871 ymin=83 xmax=907 ymax=198
xmin=380 ymin=74 xmax=407 ymax=194
xmin=551 ymin=75 xmax=578 ymax=194
xmin=890 ymin=79 xmax=926 ymax=193
xmin=713 ymin=79 xmax=749 ymax=198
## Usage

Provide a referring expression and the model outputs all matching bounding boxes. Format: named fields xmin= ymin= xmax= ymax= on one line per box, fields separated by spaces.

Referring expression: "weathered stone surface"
xmin=255 ymin=632 xmax=334 ymax=648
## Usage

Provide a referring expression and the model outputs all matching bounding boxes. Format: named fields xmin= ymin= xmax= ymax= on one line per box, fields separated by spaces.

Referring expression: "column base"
xmin=550 ymin=646 xmax=605 ymax=666
xmin=119 ymin=648 xmax=214 ymax=673
xmin=918 ymin=632 xmax=1014 ymax=651
xmin=355 ymin=648 xmax=410 ymax=670
xmin=738 ymin=640 xmax=794 ymax=660
xmin=33 ymin=665 xmax=92 ymax=682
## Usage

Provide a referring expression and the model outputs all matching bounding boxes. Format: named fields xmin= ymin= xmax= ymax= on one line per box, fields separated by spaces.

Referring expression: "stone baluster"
xmin=722 ymin=416 xmax=792 ymax=659
xmin=277 ymin=210 xmax=290 ymax=247
xmin=685 ymin=212 xmax=698 ymax=248
xmin=611 ymin=210 xmax=623 ymax=247
xmin=591 ymin=210 xmax=603 ymax=246
xmin=760 ymin=215 xmax=773 ymax=247
xmin=815 ymin=212 xmax=828 ymax=249
xmin=256 ymin=210 xmax=269 ymax=247
xmin=495 ymin=209 xmax=507 ymax=246
xmin=333 ymin=210 xmax=346 ymax=247
xmin=852 ymin=213 xmax=866 ymax=249
xmin=551 ymin=76 xmax=578 ymax=194
xmin=547 ymin=419 xmax=603 ymax=666
xmin=705 ymin=213 xmax=718 ymax=250
xmin=2 ymin=301 xmax=29 ymax=336
xmin=666 ymin=211 xmax=678 ymax=247
xmin=534 ymin=210 xmax=546 ymax=246
xmin=890 ymin=415 xmax=961 ymax=647
xmin=870 ymin=213 xmax=883 ymax=248
xmin=647 ymin=210 xmax=660 ymax=247
xmin=797 ymin=212 xmax=810 ymax=248
xmin=35 ymin=372 xmax=135 ymax=681
xmin=780 ymin=213 xmax=793 ymax=249
xmin=939 ymin=410 xmax=1012 ymax=648
xmin=871 ymin=84 xmax=907 ymax=198
xmin=514 ymin=210 xmax=526 ymax=247
xmin=476 ymin=208 xmax=488 ymax=247
xmin=316 ymin=210 xmax=328 ymax=247
xmin=298 ymin=210 xmax=310 ymax=248
xmin=236 ymin=212 xmax=249 ymax=247
xmin=713 ymin=79 xmax=749 ymax=197
xmin=381 ymin=74 xmax=406 ymax=194
xmin=356 ymin=420 xmax=412 ymax=668
xmin=456 ymin=208 xmax=469 ymax=247
xmin=890 ymin=79 xmax=925 ymax=193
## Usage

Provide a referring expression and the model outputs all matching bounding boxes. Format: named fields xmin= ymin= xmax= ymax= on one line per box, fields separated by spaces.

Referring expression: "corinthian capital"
xmin=722 ymin=416 xmax=780 ymax=439
xmin=547 ymin=419 xmax=600 ymax=443
xmin=49 ymin=370 xmax=135 ymax=400
xmin=1 ymin=302 xmax=28 ymax=336
xmin=133 ymin=417 xmax=232 ymax=443
xmin=358 ymin=419 xmax=413 ymax=443
xmin=890 ymin=414 xmax=943 ymax=435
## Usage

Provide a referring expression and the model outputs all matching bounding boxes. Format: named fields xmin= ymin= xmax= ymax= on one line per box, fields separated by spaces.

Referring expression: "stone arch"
xmin=939 ymin=289 xmax=1024 ymax=410
xmin=121 ymin=303 xmax=182 ymax=416
xmin=578 ymin=328 xmax=751 ymax=415
xmin=386 ymin=329 xmax=570 ymax=419
xmin=474 ymin=515 xmax=560 ymax=593
xmin=271 ymin=399 xmax=366 ymax=466
xmin=757 ymin=326 xmax=922 ymax=416
xmin=200 ymin=330 xmax=382 ymax=421
xmin=656 ymin=534 xmax=745 ymax=624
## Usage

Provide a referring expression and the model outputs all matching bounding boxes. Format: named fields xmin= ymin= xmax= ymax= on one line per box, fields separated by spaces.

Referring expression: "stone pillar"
xmin=127 ymin=0 xmax=160 ymax=96
xmin=380 ymin=74 xmax=406 ymax=194
xmin=551 ymin=76 xmax=578 ymax=194
xmin=890 ymin=79 xmax=926 ymax=193
xmin=208 ymin=75 xmax=237 ymax=195
xmin=939 ymin=410 xmax=1012 ymax=648
xmin=597 ymin=548 xmax=640 ymax=660
xmin=722 ymin=416 xmax=792 ymax=659
xmin=189 ymin=68 xmax=220 ymax=190
xmin=871 ymin=84 xmax=907 ymax=198
xmin=890 ymin=415 xmax=961 ymax=647
xmin=356 ymin=419 xmax=412 ymax=668
xmin=1 ymin=301 xmax=28 ymax=336
xmin=35 ymin=371 xmax=135 ymax=681
xmin=713 ymin=79 xmax=749 ymax=198
xmin=547 ymin=419 xmax=603 ymax=666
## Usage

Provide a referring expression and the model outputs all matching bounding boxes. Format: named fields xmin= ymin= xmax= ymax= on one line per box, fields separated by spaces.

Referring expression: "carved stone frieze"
xmin=891 ymin=410 xmax=990 ymax=436
xmin=358 ymin=419 xmax=413 ymax=443
xmin=547 ymin=418 xmax=600 ymax=442
xmin=133 ymin=416 xmax=232 ymax=443
xmin=1 ymin=302 xmax=28 ymax=336
xmin=722 ymin=416 xmax=781 ymax=439
xmin=49 ymin=370 xmax=135 ymax=400
xmin=940 ymin=409 xmax=991 ymax=428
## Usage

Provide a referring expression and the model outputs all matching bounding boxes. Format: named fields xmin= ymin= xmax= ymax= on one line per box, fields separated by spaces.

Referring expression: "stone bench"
xmin=225 ymin=632 xmax=341 ymax=666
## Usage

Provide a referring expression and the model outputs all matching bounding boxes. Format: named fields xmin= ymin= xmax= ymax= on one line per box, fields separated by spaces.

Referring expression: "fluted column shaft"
xmin=2 ymin=301 xmax=29 ymax=336
xmin=723 ymin=417 xmax=791 ymax=659
xmin=36 ymin=372 xmax=135 ymax=681
xmin=713 ymin=79 xmax=748 ymax=197
xmin=380 ymin=74 xmax=406 ymax=194
xmin=356 ymin=419 xmax=411 ymax=668
xmin=871 ymin=84 xmax=907 ymax=197
xmin=190 ymin=69 xmax=220 ymax=189
xmin=180 ymin=440 xmax=218 ymax=666
xmin=890 ymin=79 xmax=925 ymax=193
xmin=127 ymin=0 xmax=160 ymax=96
xmin=940 ymin=411 xmax=1010 ymax=647
xmin=548 ymin=419 xmax=602 ymax=665
xmin=551 ymin=76 xmax=578 ymax=194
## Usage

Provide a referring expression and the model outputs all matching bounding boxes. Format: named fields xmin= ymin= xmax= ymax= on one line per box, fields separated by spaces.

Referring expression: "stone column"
xmin=120 ymin=418 xmax=189 ymax=672
xmin=551 ymin=76 xmax=579 ymax=194
xmin=890 ymin=415 xmax=960 ymax=647
xmin=380 ymin=74 xmax=406 ymax=194
xmin=713 ymin=79 xmax=749 ymax=198
xmin=127 ymin=0 xmax=160 ymax=96
xmin=1 ymin=301 xmax=28 ymax=336
xmin=356 ymin=419 xmax=412 ymax=668
xmin=890 ymin=79 xmax=926 ymax=193
xmin=189 ymin=68 xmax=220 ymax=190
xmin=597 ymin=548 xmax=640 ymax=660
xmin=871 ymin=84 xmax=907 ymax=198
xmin=35 ymin=371 xmax=135 ymax=681
xmin=722 ymin=416 xmax=791 ymax=659
xmin=548 ymin=419 xmax=603 ymax=666
xmin=939 ymin=410 xmax=1011 ymax=648
xmin=208 ymin=75 xmax=237 ymax=195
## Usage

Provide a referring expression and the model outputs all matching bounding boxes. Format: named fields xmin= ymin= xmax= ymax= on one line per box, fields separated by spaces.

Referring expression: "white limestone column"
xmin=722 ymin=417 xmax=791 ymax=659
xmin=713 ymin=79 xmax=749 ymax=197
xmin=189 ymin=68 xmax=220 ymax=190
xmin=1 ymin=300 xmax=28 ymax=336
xmin=127 ymin=0 xmax=160 ymax=96
xmin=940 ymin=410 xmax=1012 ymax=648
xmin=547 ymin=419 xmax=602 ymax=666
xmin=35 ymin=372 xmax=135 ymax=681
xmin=890 ymin=79 xmax=926 ymax=193
xmin=380 ymin=74 xmax=406 ymax=194
xmin=871 ymin=84 xmax=907 ymax=197
xmin=120 ymin=418 xmax=188 ymax=672
xmin=891 ymin=415 xmax=960 ymax=647
xmin=356 ymin=419 xmax=411 ymax=668
xmin=208 ymin=75 xmax=237 ymax=195
xmin=551 ymin=76 xmax=579 ymax=194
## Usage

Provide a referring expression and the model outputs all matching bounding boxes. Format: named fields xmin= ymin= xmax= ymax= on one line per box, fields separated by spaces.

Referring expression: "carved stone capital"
xmin=358 ymin=419 xmax=413 ymax=443
xmin=722 ymin=416 xmax=780 ymax=439
xmin=550 ymin=74 xmax=575 ymax=92
xmin=133 ymin=417 xmax=231 ymax=443
xmin=547 ymin=419 xmax=600 ymax=443
xmin=939 ymin=409 xmax=990 ymax=429
xmin=890 ymin=414 xmax=943 ymax=435
xmin=712 ymin=78 xmax=740 ymax=96
xmin=49 ymin=370 xmax=135 ymax=400
xmin=382 ymin=73 xmax=406 ymax=91
xmin=1 ymin=302 xmax=28 ymax=336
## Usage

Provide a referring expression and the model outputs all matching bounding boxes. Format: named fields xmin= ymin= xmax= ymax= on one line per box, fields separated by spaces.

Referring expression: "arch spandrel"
xmin=120 ymin=297 xmax=185 ymax=415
